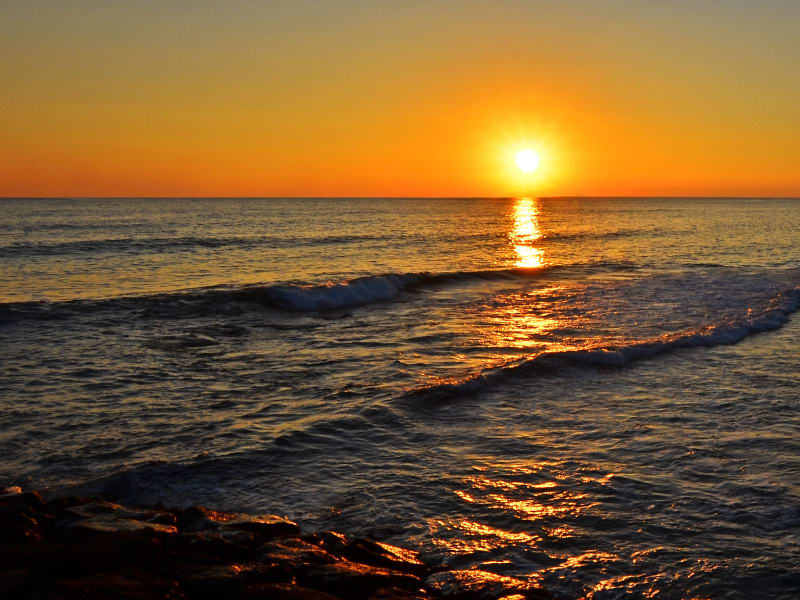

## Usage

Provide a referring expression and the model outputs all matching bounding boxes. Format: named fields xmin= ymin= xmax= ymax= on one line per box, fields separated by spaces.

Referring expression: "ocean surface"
xmin=1 ymin=197 xmax=799 ymax=599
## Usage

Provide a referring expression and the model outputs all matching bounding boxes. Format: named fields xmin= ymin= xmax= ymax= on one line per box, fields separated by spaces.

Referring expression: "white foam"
xmin=265 ymin=273 xmax=421 ymax=311
xmin=408 ymin=287 xmax=800 ymax=400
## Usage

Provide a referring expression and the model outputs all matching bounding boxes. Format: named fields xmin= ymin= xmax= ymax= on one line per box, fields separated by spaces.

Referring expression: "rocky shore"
xmin=0 ymin=487 xmax=556 ymax=599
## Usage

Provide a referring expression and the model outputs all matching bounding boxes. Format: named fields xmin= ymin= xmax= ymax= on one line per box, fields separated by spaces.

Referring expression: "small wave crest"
xmin=405 ymin=286 xmax=800 ymax=401
xmin=260 ymin=266 xmax=563 ymax=311
xmin=0 ymin=233 xmax=404 ymax=258
xmin=263 ymin=273 xmax=423 ymax=311
xmin=0 ymin=266 xmax=556 ymax=323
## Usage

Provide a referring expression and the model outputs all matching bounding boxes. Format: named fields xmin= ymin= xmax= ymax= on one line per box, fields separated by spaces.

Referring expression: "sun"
xmin=515 ymin=149 xmax=540 ymax=173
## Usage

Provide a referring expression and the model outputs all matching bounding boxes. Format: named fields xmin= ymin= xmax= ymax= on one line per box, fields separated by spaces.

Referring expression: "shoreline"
xmin=0 ymin=487 xmax=557 ymax=599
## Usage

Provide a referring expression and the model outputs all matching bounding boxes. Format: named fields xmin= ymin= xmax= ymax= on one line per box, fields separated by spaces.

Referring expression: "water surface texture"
xmin=2 ymin=197 xmax=799 ymax=599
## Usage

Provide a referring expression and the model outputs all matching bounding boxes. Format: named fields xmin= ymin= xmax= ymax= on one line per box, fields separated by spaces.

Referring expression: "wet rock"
xmin=173 ymin=529 xmax=257 ymax=564
xmin=180 ymin=562 xmax=283 ymax=598
xmin=0 ymin=569 xmax=29 ymax=596
xmin=48 ymin=495 xmax=102 ymax=509
xmin=67 ymin=515 xmax=178 ymax=536
xmin=260 ymin=536 xmax=338 ymax=572
xmin=0 ymin=491 xmax=53 ymax=544
xmin=425 ymin=569 xmax=553 ymax=600
xmin=0 ymin=539 xmax=68 ymax=574
xmin=0 ymin=505 xmax=42 ymax=543
xmin=52 ymin=571 xmax=180 ymax=599
xmin=56 ymin=500 xmax=179 ymax=541
xmin=298 ymin=532 xmax=426 ymax=577
xmin=0 ymin=490 xmax=46 ymax=510
xmin=64 ymin=500 xmax=177 ymax=526
xmin=177 ymin=506 xmax=299 ymax=540
xmin=299 ymin=560 xmax=424 ymax=599
xmin=0 ymin=489 xmax=561 ymax=600
xmin=63 ymin=500 xmax=132 ymax=517
xmin=342 ymin=538 xmax=427 ymax=577
xmin=367 ymin=586 xmax=432 ymax=599
xmin=60 ymin=530 xmax=165 ymax=578
xmin=179 ymin=563 xmax=248 ymax=597
xmin=241 ymin=582 xmax=342 ymax=599
xmin=302 ymin=530 xmax=349 ymax=552
xmin=226 ymin=515 xmax=300 ymax=539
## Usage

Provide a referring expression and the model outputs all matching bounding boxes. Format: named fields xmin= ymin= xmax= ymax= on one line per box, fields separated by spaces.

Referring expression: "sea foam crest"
xmin=0 ymin=267 xmax=555 ymax=323
xmin=264 ymin=273 xmax=423 ymax=311
xmin=260 ymin=267 xmax=559 ymax=311
xmin=407 ymin=286 xmax=800 ymax=400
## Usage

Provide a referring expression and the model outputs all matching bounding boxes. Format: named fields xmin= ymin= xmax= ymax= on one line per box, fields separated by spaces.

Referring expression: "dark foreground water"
xmin=1 ymin=197 xmax=799 ymax=599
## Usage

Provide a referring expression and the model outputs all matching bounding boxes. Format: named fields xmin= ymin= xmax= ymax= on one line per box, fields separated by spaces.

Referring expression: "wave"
xmin=260 ymin=265 xmax=588 ymax=311
xmin=263 ymin=273 xmax=423 ymax=311
xmin=0 ymin=258 xmax=666 ymax=324
xmin=0 ymin=233 xmax=406 ymax=258
xmin=0 ymin=226 xmax=671 ymax=259
xmin=404 ymin=286 xmax=800 ymax=401
xmin=0 ymin=266 xmax=564 ymax=324
xmin=540 ymin=227 xmax=663 ymax=243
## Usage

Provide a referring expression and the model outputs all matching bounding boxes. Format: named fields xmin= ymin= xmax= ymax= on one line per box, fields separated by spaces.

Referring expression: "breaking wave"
xmin=405 ymin=286 xmax=800 ymax=401
xmin=0 ymin=260 xmax=659 ymax=324
xmin=0 ymin=266 xmax=564 ymax=323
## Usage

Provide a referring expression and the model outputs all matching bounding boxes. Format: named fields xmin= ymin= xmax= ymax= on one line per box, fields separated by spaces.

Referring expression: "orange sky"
xmin=2 ymin=1 xmax=798 ymax=197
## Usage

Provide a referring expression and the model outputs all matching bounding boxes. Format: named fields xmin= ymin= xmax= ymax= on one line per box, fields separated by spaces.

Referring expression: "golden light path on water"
xmin=511 ymin=197 xmax=545 ymax=269
xmin=423 ymin=203 xmax=631 ymax=595
xmin=473 ymin=198 xmax=557 ymax=351
xmin=428 ymin=460 xmax=622 ymax=594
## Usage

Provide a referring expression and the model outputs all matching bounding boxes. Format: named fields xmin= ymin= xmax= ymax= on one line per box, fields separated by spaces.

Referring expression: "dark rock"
xmin=341 ymin=538 xmax=427 ymax=578
xmin=180 ymin=562 xmax=284 ymax=599
xmin=0 ymin=540 xmax=69 ymax=572
xmin=51 ymin=499 xmax=179 ymax=543
xmin=0 ymin=489 xmax=561 ymax=600
xmin=0 ymin=491 xmax=54 ymax=544
xmin=226 ymin=515 xmax=300 ymax=539
xmin=259 ymin=536 xmax=338 ymax=572
xmin=0 ymin=506 xmax=42 ymax=543
xmin=48 ymin=495 xmax=101 ymax=510
xmin=64 ymin=500 xmax=177 ymax=527
xmin=299 ymin=561 xmax=423 ymax=599
xmin=302 ymin=530 xmax=349 ymax=552
xmin=60 ymin=530 xmax=165 ymax=576
xmin=52 ymin=571 xmax=181 ymax=600
xmin=0 ymin=569 xmax=29 ymax=596
xmin=177 ymin=506 xmax=299 ymax=540
xmin=367 ymin=586 xmax=432 ymax=599
xmin=0 ymin=490 xmax=46 ymax=510
xmin=240 ymin=582 xmax=342 ymax=599
xmin=63 ymin=500 xmax=129 ymax=517
xmin=298 ymin=532 xmax=426 ymax=576
xmin=179 ymin=563 xmax=247 ymax=598
xmin=67 ymin=516 xmax=178 ymax=536
xmin=173 ymin=529 xmax=257 ymax=563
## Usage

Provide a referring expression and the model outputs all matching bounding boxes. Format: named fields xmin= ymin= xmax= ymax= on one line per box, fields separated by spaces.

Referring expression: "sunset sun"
xmin=515 ymin=149 xmax=540 ymax=173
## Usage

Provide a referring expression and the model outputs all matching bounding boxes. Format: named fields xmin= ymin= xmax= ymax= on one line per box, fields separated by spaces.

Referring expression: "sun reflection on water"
xmin=428 ymin=517 xmax=541 ymax=554
xmin=447 ymin=464 xmax=609 ymax=538
xmin=428 ymin=461 xmax=624 ymax=596
xmin=511 ymin=197 xmax=545 ymax=269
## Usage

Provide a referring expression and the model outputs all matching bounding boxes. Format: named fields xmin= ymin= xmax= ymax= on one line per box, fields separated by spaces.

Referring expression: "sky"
xmin=1 ymin=0 xmax=798 ymax=197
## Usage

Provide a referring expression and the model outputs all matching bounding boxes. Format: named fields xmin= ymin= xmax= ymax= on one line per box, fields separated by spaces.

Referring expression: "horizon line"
xmin=2 ymin=195 xmax=800 ymax=201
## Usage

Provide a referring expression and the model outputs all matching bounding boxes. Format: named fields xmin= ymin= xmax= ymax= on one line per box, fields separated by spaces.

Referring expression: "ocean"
xmin=1 ymin=197 xmax=798 ymax=599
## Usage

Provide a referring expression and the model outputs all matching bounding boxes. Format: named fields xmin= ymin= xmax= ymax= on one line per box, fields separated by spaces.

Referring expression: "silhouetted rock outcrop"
xmin=0 ymin=486 xmax=556 ymax=599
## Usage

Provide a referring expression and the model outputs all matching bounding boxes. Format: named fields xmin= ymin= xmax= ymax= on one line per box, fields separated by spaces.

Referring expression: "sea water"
xmin=1 ymin=197 xmax=798 ymax=598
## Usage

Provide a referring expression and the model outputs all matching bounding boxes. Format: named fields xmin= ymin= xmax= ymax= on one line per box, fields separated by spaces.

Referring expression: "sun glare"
xmin=515 ymin=149 xmax=540 ymax=173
